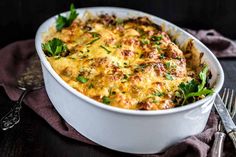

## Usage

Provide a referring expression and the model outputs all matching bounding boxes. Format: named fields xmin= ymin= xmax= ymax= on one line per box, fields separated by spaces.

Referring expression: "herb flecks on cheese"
xmin=42 ymin=14 xmax=212 ymax=110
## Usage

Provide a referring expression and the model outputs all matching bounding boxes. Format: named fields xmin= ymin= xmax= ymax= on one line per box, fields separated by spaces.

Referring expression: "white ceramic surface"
xmin=35 ymin=7 xmax=224 ymax=154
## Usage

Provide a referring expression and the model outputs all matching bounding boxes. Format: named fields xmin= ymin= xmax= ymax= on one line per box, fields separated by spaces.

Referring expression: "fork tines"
xmin=222 ymin=88 xmax=236 ymax=117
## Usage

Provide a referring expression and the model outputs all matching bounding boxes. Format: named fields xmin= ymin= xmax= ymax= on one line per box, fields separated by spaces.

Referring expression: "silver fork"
xmin=210 ymin=88 xmax=236 ymax=157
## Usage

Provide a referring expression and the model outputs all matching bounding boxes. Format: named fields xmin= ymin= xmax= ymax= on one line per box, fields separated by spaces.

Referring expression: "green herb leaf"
xmin=141 ymin=39 xmax=150 ymax=45
xmin=102 ymin=96 xmax=111 ymax=104
xmin=179 ymin=80 xmax=199 ymax=96
xmin=153 ymin=91 xmax=164 ymax=97
xmin=177 ymin=66 xmax=214 ymax=105
xmin=116 ymin=18 xmax=123 ymax=25
xmin=136 ymin=28 xmax=145 ymax=37
xmin=151 ymin=35 xmax=162 ymax=41
xmin=100 ymin=45 xmax=111 ymax=54
xmin=76 ymin=76 xmax=88 ymax=83
xmin=160 ymin=54 xmax=165 ymax=59
xmin=42 ymin=38 xmax=68 ymax=56
xmin=87 ymin=38 xmax=100 ymax=45
xmin=56 ymin=4 xmax=78 ymax=31
xmin=88 ymin=83 xmax=94 ymax=89
xmin=56 ymin=15 xmax=67 ymax=31
xmin=198 ymin=66 xmax=208 ymax=91
xmin=154 ymin=41 xmax=161 ymax=45
xmin=165 ymin=62 xmax=171 ymax=69
xmin=152 ymin=100 xmax=158 ymax=103
xmin=165 ymin=73 xmax=173 ymax=80
xmin=186 ymin=88 xmax=213 ymax=98
xmin=89 ymin=32 xmax=101 ymax=38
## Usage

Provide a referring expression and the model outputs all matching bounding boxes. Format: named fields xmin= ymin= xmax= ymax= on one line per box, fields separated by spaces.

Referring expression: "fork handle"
xmin=209 ymin=132 xmax=226 ymax=157
xmin=229 ymin=130 xmax=236 ymax=151
xmin=0 ymin=90 xmax=28 ymax=130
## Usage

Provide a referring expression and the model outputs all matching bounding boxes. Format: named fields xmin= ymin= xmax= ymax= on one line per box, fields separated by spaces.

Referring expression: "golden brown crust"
xmin=43 ymin=15 xmax=196 ymax=110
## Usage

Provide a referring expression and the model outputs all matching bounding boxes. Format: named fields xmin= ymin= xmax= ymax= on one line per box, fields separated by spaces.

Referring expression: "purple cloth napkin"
xmin=0 ymin=30 xmax=235 ymax=157
xmin=186 ymin=29 xmax=236 ymax=57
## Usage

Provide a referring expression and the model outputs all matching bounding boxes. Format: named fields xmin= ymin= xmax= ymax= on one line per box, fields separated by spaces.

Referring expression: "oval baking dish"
xmin=35 ymin=7 xmax=224 ymax=154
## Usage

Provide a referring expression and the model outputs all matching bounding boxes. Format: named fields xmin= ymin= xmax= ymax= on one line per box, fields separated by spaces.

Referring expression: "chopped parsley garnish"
xmin=160 ymin=54 xmax=165 ymax=59
xmin=56 ymin=4 xmax=78 ymax=31
xmin=155 ymin=45 xmax=162 ymax=51
xmin=151 ymin=35 xmax=162 ymax=41
xmin=89 ymin=32 xmax=101 ymax=38
xmin=165 ymin=73 xmax=173 ymax=80
xmin=116 ymin=18 xmax=123 ymax=25
xmin=121 ymin=74 xmax=129 ymax=82
xmin=102 ymin=96 xmax=111 ymax=104
xmin=153 ymin=91 xmax=164 ymax=97
xmin=198 ymin=66 xmax=209 ymax=91
xmin=136 ymin=28 xmax=145 ymax=37
xmin=165 ymin=62 xmax=171 ymax=69
xmin=88 ymin=83 xmax=94 ymax=89
xmin=42 ymin=38 xmax=68 ymax=56
xmin=141 ymin=39 xmax=150 ymax=44
xmin=100 ymin=45 xmax=111 ymax=54
xmin=154 ymin=41 xmax=161 ymax=45
xmin=76 ymin=75 xmax=88 ymax=83
xmin=87 ymin=38 xmax=100 ymax=45
xmin=177 ymin=66 xmax=214 ymax=105
xmin=87 ymin=32 xmax=101 ymax=45
xmin=152 ymin=100 xmax=158 ymax=103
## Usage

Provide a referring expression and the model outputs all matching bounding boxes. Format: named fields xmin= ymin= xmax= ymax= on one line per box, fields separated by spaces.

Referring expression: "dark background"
xmin=0 ymin=0 xmax=236 ymax=48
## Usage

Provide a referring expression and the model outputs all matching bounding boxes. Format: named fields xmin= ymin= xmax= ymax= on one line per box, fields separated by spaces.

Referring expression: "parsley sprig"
xmin=76 ymin=75 xmax=89 ymax=83
xmin=89 ymin=32 xmax=101 ymax=38
xmin=100 ymin=45 xmax=111 ymax=54
xmin=176 ymin=66 xmax=213 ymax=105
xmin=153 ymin=91 xmax=164 ymax=97
xmin=151 ymin=35 xmax=162 ymax=41
xmin=56 ymin=4 xmax=78 ymax=31
xmin=102 ymin=96 xmax=111 ymax=104
xmin=42 ymin=38 xmax=68 ymax=56
xmin=87 ymin=38 xmax=100 ymax=45
xmin=165 ymin=73 xmax=173 ymax=80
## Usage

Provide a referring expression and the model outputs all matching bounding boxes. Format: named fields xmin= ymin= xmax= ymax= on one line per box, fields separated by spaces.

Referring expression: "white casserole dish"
xmin=35 ymin=7 xmax=224 ymax=154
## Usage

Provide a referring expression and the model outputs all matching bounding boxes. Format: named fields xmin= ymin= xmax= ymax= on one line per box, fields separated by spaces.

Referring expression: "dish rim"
xmin=35 ymin=6 xmax=224 ymax=116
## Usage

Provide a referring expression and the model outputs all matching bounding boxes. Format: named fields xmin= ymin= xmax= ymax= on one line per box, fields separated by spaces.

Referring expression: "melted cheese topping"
xmin=43 ymin=15 xmax=195 ymax=110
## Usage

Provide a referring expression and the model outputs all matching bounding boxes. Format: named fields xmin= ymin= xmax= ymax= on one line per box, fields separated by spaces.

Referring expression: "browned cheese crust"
xmin=43 ymin=14 xmax=196 ymax=110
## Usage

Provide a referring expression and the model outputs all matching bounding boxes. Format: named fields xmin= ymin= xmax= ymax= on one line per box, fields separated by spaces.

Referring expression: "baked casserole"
xmin=41 ymin=5 xmax=213 ymax=110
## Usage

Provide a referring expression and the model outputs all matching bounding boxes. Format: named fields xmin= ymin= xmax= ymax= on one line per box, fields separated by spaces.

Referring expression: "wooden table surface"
xmin=0 ymin=58 xmax=236 ymax=157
